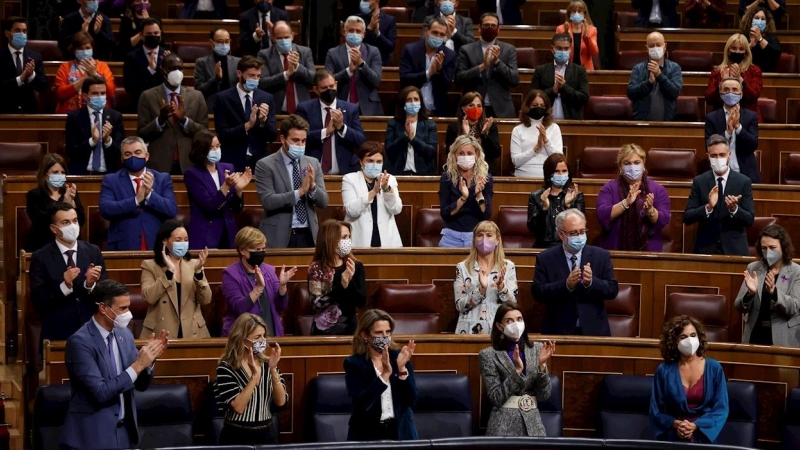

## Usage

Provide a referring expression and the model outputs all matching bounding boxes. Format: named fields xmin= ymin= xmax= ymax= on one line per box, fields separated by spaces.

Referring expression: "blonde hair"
xmin=219 ymin=313 xmax=269 ymax=370
xmin=234 ymin=226 xmax=267 ymax=257
xmin=445 ymin=135 xmax=489 ymax=186
xmin=616 ymin=143 xmax=647 ymax=168
xmin=351 ymin=309 xmax=397 ymax=357
xmin=719 ymin=33 xmax=752 ymax=72
xmin=464 ymin=220 xmax=507 ymax=272
xmin=567 ymin=0 xmax=594 ymax=26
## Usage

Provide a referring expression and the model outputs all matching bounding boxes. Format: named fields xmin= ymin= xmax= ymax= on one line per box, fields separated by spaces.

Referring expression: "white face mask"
xmin=677 ymin=336 xmax=700 ymax=356
xmin=104 ymin=307 xmax=133 ymax=330
xmin=58 ymin=223 xmax=80 ymax=243
xmin=337 ymin=238 xmax=352 ymax=257
xmin=710 ymin=157 xmax=728 ymax=175
xmin=648 ymin=46 xmax=665 ymax=61
xmin=457 ymin=155 xmax=476 ymax=170
xmin=503 ymin=321 xmax=525 ymax=341
xmin=167 ymin=70 xmax=184 ymax=86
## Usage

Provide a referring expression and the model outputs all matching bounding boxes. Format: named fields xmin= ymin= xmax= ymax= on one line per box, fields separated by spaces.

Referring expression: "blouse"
xmin=438 ymin=173 xmax=494 ymax=233
xmin=554 ymin=23 xmax=599 ymax=71
xmin=215 ymin=361 xmax=288 ymax=424
xmin=527 ymin=187 xmax=586 ymax=248
xmin=705 ymin=65 xmax=763 ymax=122
xmin=308 ymin=259 xmax=367 ymax=335
xmin=54 ymin=60 xmax=116 ymax=114
xmin=510 ymin=121 xmax=564 ymax=178
xmin=595 ymin=177 xmax=671 ymax=252
xmin=25 ymin=187 xmax=86 ymax=252
xmin=454 ymin=259 xmax=518 ymax=334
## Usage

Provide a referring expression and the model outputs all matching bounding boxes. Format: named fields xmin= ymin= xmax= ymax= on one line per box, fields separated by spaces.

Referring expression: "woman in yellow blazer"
xmin=555 ymin=0 xmax=600 ymax=71
xmin=141 ymin=219 xmax=212 ymax=339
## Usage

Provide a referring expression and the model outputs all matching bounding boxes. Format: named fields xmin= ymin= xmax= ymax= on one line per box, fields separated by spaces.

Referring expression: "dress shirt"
xmin=56 ymin=239 xmax=80 ymax=296
xmin=422 ymin=52 xmax=435 ymax=111
xmin=404 ymin=120 xmax=419 ymax=172
xmin=649 ymin=0 xmax=662 ymax=23
xmin=128 ymin=169 xmax=153 ymax=203
xmin=705 ymin=168 xmax=739 ymax=217
xmin=552 ymin=63 xmax=567 ymax=119
xmin=723 ymin=107 xmax=743 ymax=173
xmin=210 ymin=169 xmax=221 ymax=189
xmin=91 ymin=317 xmax=143 ymax=421
xmin=318 ymin=98 xmax=350 ymax=175
xmin=155 ymin=85 xmax=190 ymax=131
xmin=281 ymin=150 xmax=317 ymax=228
xmin=479 ymin=39 xmax=496 ymax=106
xmin=86 ymin=105 xmax=111 ymax=173
xmin=8 ymin=44 xmax=36 ymax=86
xmin=197 ymin=0 xmax=213 ymax=11
xmin=143 ymin=45 xmax=160 ymax=75
xmin=345 ymin=44 xmax=364 ymax=87
xmin=237 ymin=84 xmax=258 ymax=156
xmin=439 ymin=13 xmax=457 ymax=50
xmin=253 ymin=11 xmax=272 ymax=43
xmin=373 ymin=365 xmax=396 ymax=420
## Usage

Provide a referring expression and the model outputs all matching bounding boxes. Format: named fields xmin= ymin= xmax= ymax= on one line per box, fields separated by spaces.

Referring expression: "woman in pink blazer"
xmin=555 ymin=0 xmax=600 ymax=71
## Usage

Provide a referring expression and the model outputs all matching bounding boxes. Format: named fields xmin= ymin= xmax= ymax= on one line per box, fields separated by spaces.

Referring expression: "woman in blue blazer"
xmin=184 ymin=130 xmax=250 ymax=249
xmin=385 ymin=86 xmax=438 ymax=175
xmin=344 ymin=309 xmax=419 ymax=441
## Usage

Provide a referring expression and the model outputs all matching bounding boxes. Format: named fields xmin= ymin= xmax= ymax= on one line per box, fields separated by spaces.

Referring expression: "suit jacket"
xmin=325 ymin=43 xmax=384 ymax=116
xmin=65 ymin=106 xmax=124 ymax=175
xmin=531 ymin=244 xmax=619 ymax=336
xmin=194 ymin=54 xmax=241 ymax=102
xmin=295 ymin=98 xmax=367 ymax=174
xmin=384 ymin=118 xmax=438 ymax=175
xmin=478 ymin=343 xmax=552 ymax=436
xmin=342 ymin=171 xmax=404 ymax=247
xmin=735 ymin=260 xmax=800 ymax=347
xmin=25 ymin=188 xmax=86 ymax=252
xmin=254 ymin=151 xmax=329 ymax=248
xmin=58 ymin=11 xmax=115 ymax=59
xmin=256 ymin=44 xmax=315 ymax=113
xmin=0 ymin=47 xmax=46 ymax=113
xmin=221 ymin=261 xmax=288 ymax=336
xmin=423 ymin=13 xmax=475 ymax=51
xmin=123 ymin=46 xmax=167 ymax=112
xmin=183 ymin=163 xmax=243 ymax=249
xmin=531 ymin=62 xmax=590 ymax=120
xmin=59 ymin=320 xmax=152 ymax=450
xmin=238 ymin=6 xmax=291 ymax=56
xmin=361 ymin=11 xmax=397 ymax=66
xmin=181 ymin=0 xmax=227 ymax=18
xmin=704 ymin=108 xmax=760 ymax=183
xmin=137 ymin=85 xmax=209 ymax=173
xmin=476 ymin=0 xmax=526 ymax=24
xmin=683 ymin=169 xmax=755 ymax=255
xmin=455 ymin=40 xmax=519 ymax=118
xmin=99 ymin=168 xmax=178 ymax=250
xmin=344 ymin=351 xmax=419 ymax=441
xmin=212 ymin=86 xmax=278 ymax=172
xmin=632 ymin=0 xmax=680 ymax=27
xmin=140 ymin=258 xmax=212 ymax=338
xmin=399 ymin=39 xmax=456 ymax=116
xmin=30 ymin=240 xmax=106 ymax=346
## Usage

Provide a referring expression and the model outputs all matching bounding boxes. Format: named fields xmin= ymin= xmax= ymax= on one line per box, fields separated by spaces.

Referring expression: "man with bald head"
xmin=627 ymin=32 xmax=683 ymax=121
xmin=257 ymin=20 xmax=315 ymax=114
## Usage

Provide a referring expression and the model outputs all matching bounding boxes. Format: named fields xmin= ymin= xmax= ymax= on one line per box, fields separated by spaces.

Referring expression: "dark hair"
xmin=48 ymin=202 xmax=76 ymax=225
xmin=37 ymin=153 xmax=69 ymax=193
xmin=456 ymin=91 xmax=487 ymax=134
xmin=68 ymin=31 xmax=94 ymax=55
xmin=706 ymin=134 xmax=729 ymax=151
xmin=153 ymin=219 xmax=190 ymax=266
xmin=356 ymin=141 xmax=386 ymax=161
xmin=480 ymin=12 xmax=500 ymax=25
xmin=280 ymin=114 xmax=310 ymax=138
xmin=542 ymin=153 xmax=571 ymax=190
xmin=237 ymin=55 xmax=263 ymax=72
xmin=162 ymin=53 xmax=182 ymax=69
xmin=91 ymin=279 xmax=130 ymax=311
xmin=756 ymin=224 xmax=794 ymax=266
xmin=393 ymin=85 xmax=430 ymax=121
xmin=552 ymin=32 xmax=572 ymax=45
xmin=313 ymin=219 xmax=358 ymax=268
xmin=740 ymin=6 xmax=777 ymax=35
xmin=141 ymin=17 xmax=162 ymax=31
xmin=189 ymin=129 xmax=217 ymax=167
xmin=519 ymin=89 xmax=554 ymax=128
xmin=313 ymin=69 xmax=335 ymax=87
xmin=490 ymin=302 xmax=533 ymax=350
xmin=81 ymin=74 xmax=107 ymax=94
xmin=209 ymin=27 xmax=227 ymax=39
xmin=426 ymin=16 xmax=448 ymax=30
xmin=3 ymin=16 xmax=26 ymax=32
xmin=659 ymin=315 xmax=708 ymax=363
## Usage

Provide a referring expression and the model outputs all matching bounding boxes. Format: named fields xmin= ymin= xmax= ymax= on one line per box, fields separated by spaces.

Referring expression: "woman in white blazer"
xmin=342 ymin=143 xmax=404 ymax=248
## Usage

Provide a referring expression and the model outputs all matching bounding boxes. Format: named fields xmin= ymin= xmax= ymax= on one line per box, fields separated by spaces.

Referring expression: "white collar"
xmin=128 ymin=168 xmax=147 ymax=180
xmin=320 ymin=98 xmax=338 ymax=110
xmin=713 ymin=167 xmax=731 ymax=183
xmin=88 ymin=105 xmax=103 ymax=115
xmin=7 ymin=43 xmax=23 ymax=53
xmin=237 ymin=83 xmax=254 ymax=100
xmin=92 ymin=316 xmax=112 ymax=340
xmin=55 ymin=239 xmax=78 ymax=254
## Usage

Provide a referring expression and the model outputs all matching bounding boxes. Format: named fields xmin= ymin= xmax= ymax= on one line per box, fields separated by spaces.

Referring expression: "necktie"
xmin=92 ymin=111 xmax=103 ymax=172
xmin=349 ymin=48 xmax=360 ymax=104
xmin=244 ymin=93 xmax=252 ymax=120
xmin=283 ymin=54 xmax=296 ymax=114
xmin=570 ymin=255 xmax=577 ymax=272
xmin=65 ymin=250 xmax=76 ymax=268
xmin=135 ymin=178 xmax=147 ymax=250
xmin=292 ymin=160 xmax=308 ymax=224
xmin=322 ymin=107 xmax=333 ymax=174
xmin=261 ymin=13 xmax=270 ymax=48
xmin=107 ymin=332 xmax=124 ymax=419
xmin=170 ymin=92 xmax=180 ymax=162
xmin=717 ymin=177 xmax=724 ymax=210
xmin=14 ymin=51 xmax=23 ymax=76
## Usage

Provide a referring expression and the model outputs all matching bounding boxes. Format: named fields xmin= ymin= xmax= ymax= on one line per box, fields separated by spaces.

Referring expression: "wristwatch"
xmin=477 ymin=198 xmax=486 ymax=205
xmin=758 ymin=37 xmax=764 ymax=43
xmin=382 ymin=185 xmax=391 ymax=193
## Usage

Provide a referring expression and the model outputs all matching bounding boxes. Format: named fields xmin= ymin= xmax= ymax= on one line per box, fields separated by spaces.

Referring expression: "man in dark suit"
xmin=257 ymin=20 xmax=315 ymax=114
xmin=60 ymin=279 xmax=167 ymax=450
xmin=58 ymin=0 xmax=115 ymax=59
xmin=531 ymin=33 xmax=590 ymax=120
xmin=423 ymin=0 xmax=475 ymax=52
xmin=1 ymin=17 xmax=47 ymax=114
xmin=684 ymin=134 xmax=755 ymax=256
xmin=296 ymin=69 xmax=367 ymax=175
xmin=99 ymin=136 xmax=178 ymax=251
xmin=194 ymin=27 xmax=241 ymax=105
xmin=30 ymin=202 xmax=106 ymax=355
xmin=455 ymin=12 xmax=519 ymax=118
xmin=325 ymin=16 xmax=384 ymax=116
xmin=213 ymin=55 xmax=278 ymax=171
xmin=704 ymin=77 xmax=760 ymax=183
xmin=341 ymin=0 xmax=389 ymax=19
xmin=400 ymin=16 xmax=456 ymax=116
xmin=476 ymin=0 xmax=526 ymax=24
xmin=633 ymin=0 xmax=679 ymax=27
xmin=181 ymin=0 xmax=228 ymax=19
xmin=123 ymin=18 xmax=168 ymax=113
xmin=359 ymin=0 xmax=397 ymax=66
xmin=65 ymin=75 xmax=124 ymax=175
xmin=239 ymin=0 xmax=291 ymax=56
xmin=532 ymin=209 xmax=619 ymax=336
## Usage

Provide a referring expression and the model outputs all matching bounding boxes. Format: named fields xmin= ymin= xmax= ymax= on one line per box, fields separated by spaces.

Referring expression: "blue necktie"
xmin=106 ymin=332 xmax=124 ymax=419
xmin=292 ymin=160 xmax=308 ymax=224
xmin=244 ymin=93 xmax=252 ymax=120
xmin=92 ymin=111 xmax=103 ymax=172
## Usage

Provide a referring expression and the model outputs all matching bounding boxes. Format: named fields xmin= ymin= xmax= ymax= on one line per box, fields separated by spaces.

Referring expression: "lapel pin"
xmin=781 ymin=275 xmax=789 ymax=283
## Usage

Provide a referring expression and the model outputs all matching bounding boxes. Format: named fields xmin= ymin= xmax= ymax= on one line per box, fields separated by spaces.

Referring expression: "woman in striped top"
xmin=215 ymin=313 xmax=288 ymax=445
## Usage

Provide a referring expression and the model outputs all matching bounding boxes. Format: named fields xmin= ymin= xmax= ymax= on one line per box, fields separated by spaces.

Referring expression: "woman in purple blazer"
xmin=184 ymin=130 xmax=251 ymax=249
xmin=596 ymin=144 xmax=671 ymax=252
xmin=222 ymin=227 xmax=298 ymax=337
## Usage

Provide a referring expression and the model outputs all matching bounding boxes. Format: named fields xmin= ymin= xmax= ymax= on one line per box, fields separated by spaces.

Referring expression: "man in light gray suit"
xmin=256 ymin=20 xmax=315 ymax=115
xmin=324 ymin=16 xmax=384 ymax=116
xmin=455 ymin=12 xmax=519 ymax=118
xmin=255 ymin=114 xmax=328 ymax=248
xmin=194 ymin=27 xmax=241 ymax=107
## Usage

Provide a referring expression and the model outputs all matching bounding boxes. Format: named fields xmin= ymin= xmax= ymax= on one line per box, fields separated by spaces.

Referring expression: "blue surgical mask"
xmin=123 ymin=156 xmax=147 ymax=173
xmin=276 ymin=37 xmax=292 ymax=53
xmin=427 ymin=35 xmax=444 ymax=49
xmin=566 ymin=234 xmax=587 ymax=252
xmin=85 ymin=0 xmax=99 ymax=13
xmin=363 ymin=162 xmax=383 ymax=179
xmin=207 ymin=149 xmax=221 ymax=164
xmin=554 ymin=50 xmax=570 ymax=65
xmin=287 ymin=144 xmax=305 ymax=160
xmin=88 ymin=95 xmax=106 ymax=111
xmin=75 ymin=49 xmax=93 ymax=60
xmin=48 ymin=174 xmax=67 ymax=189
xmin=11 ymin=32 xmax=27 ymax=48
xmin=766 ymin=248 xmax=781 ymax=266
xmin=551 ymin=173 xmax=569 ymax=187
xmin=439 ymin=0 xmax=455 ymax=15
xmin=752 ymin=19 xmax=767 ymax=32
xmin=359 ymin=0 xmax=372 ymax=14
xmin=213 ymin=43 xmax=230 ymax=56
xmin=346 ymin=33 xmax=363 ymax=47
xmin=570 ymin=12 xmax=584 ymax=22
xmin=171 ymin=241 xmax=189 ymax=258
xmin=404 ymin=101 xmax=421 ymax=116
xmin=721 ymin=92 xmax=742 ymax=107
xmin=244 ymin=78 xmax=259 ymax=92
xmin=622 ymin=164 xmax=643 ymax=181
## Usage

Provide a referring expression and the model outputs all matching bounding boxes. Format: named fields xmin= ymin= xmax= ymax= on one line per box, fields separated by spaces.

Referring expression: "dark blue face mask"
xmin=124 ymin=156 xmax=147 ymax=172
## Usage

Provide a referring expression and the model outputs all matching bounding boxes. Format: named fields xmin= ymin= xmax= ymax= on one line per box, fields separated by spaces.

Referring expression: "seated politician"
xmin=532 ymin=209 xmax=619 ymax=336
xmin=650 ymin=315 xmax=729 ymax=443
xmin=527 ymin=153 xmax=584 ymax=249
xmin=385 ymin=86 xmax=438 ymax=176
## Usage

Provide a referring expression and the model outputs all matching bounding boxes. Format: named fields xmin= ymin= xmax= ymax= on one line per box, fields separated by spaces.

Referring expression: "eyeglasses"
xmin=559 ymin=229 xmax=588 ymax=237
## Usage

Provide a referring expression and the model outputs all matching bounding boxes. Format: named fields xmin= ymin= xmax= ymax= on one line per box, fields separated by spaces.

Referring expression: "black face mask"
xmin=144 ymin=35 xmax=161 ymax=49
xmin=527 ymin=107 xmax=547 ymax=120
xmin=728 ymin=52 xmax=745 ymax=64
xmin=256 ymin=1 xmax=271 ymax=12
xmin=246 ymin=250 xmax=266 ymax=267
xmin=319 ymin=88 xmax=337 ymax=105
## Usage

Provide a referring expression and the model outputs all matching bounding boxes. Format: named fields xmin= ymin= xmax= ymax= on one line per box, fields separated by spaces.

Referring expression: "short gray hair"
xmin=555 ymin=209 xmax=586 ymax=230
xmin=120 ymin=136 xmax=149 ymax=153
xmin=706 ymin=134 xmax=729 ymax=151
xmin=344 ymin=16 xmax=366 ymax=29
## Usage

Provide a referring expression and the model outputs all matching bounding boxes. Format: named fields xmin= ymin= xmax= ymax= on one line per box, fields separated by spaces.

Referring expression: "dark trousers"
xmin=219 ymin=422 xmax=276 ymax=445
xmin=288 ymin=228 xmax=314 ymax=248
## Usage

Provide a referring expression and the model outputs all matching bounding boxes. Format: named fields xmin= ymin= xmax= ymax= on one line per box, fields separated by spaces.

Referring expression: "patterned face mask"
xmin=369 ymin=335 xmax=392 ymax=352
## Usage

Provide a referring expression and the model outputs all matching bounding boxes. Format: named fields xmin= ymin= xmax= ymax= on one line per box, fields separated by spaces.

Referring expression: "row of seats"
xmin=583 ymin=96 xmax=779 ymax=123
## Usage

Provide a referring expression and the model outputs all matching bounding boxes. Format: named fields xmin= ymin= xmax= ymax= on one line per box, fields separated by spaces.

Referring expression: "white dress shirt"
xmin=404 ymin=120 xmax=419 ymax=172
xmin=86 ymin=105 xmax=111 ymax=173
xmin=237 ymin=84 xmax=257 ymax=156
xmin=129 ymin=168 xmax=152 ymax=203
xmin=197 ymin=0 xmax=213 ymax=11
xmin=649 ymin=0 xmax=662 ymax=23
xmin=8 ymin=44 xmax=36 ymax=86
xmin=319 ymin=98 xmax=350 ymax=175
xmin=253 ymin=11 xmax=272 ymax=43
xmin=56 ymin=239 xmax=80 ymax=296
xmin=552 ymin=63 xmax=567 ymax=119
xmin=479 ymin=39 xmax=496 ymax=106
xmin=495 ymin=0 xmax=504 ymax=23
